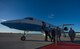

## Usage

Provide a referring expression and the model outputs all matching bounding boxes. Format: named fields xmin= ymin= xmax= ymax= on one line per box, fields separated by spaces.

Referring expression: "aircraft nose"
xmin=1 ymin=21 xmax=9 ymax=26
xmin=1 ymin=22 xmax=6 ymax=25
xmin=1 ymin=21 xmax=12 ymax=28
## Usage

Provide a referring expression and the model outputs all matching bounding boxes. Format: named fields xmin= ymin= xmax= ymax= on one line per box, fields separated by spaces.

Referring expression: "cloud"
xmin=0 ymin=19 xmax=7 ymax=22
xmin=48 ymin=14 xmax=54 ymax=18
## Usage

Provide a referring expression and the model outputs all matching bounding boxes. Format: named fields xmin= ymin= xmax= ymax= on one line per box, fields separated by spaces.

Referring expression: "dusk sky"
xmin=0 ymin=0 xmax=80 ymax=33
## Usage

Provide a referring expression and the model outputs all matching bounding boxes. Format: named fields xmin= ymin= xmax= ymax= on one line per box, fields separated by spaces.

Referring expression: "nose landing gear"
xmin=21 ymin=35 xmax=26 ymax=41
xmin=20 ymin=31 xmax=26 ymax=41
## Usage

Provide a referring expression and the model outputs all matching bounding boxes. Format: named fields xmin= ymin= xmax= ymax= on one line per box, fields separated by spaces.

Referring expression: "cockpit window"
xmin=24 ymin=17 xmax=33 ymax=20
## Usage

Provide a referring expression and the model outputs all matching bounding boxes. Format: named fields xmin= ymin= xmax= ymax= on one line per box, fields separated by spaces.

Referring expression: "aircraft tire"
xmin=21 ymin=36 xmax=26 ymax=41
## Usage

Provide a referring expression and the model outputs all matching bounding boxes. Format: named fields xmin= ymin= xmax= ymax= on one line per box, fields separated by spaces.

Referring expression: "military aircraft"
xmin=1 ymin=17 xmax=57 ymax=40
xmin=1 ymin=17 xmax=74 ymax=41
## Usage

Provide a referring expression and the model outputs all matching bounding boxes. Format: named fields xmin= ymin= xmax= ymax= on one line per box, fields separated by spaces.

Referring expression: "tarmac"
xmin=0 ymin=33 xmax=52 ymax=49
xmin=0 ymin=33 xmax=80 ymax=49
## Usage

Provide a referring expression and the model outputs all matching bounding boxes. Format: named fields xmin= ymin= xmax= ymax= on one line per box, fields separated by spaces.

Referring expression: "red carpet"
xmin=39 ymin=42 xmax=80 ymax=49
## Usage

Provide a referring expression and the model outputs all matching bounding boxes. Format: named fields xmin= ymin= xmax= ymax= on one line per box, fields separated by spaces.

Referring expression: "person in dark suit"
xmin=51 ymin=28 xmax=55 ymax=42
xmin=57 ymin=27 xmax=61 ymax=42
xmin=68 ymin=28 xmax=75 ymax=42
xmin=51 ymin=27 xmax=61 ymax=43
xmin=42 ymin=21 xmax=51 ymax=41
